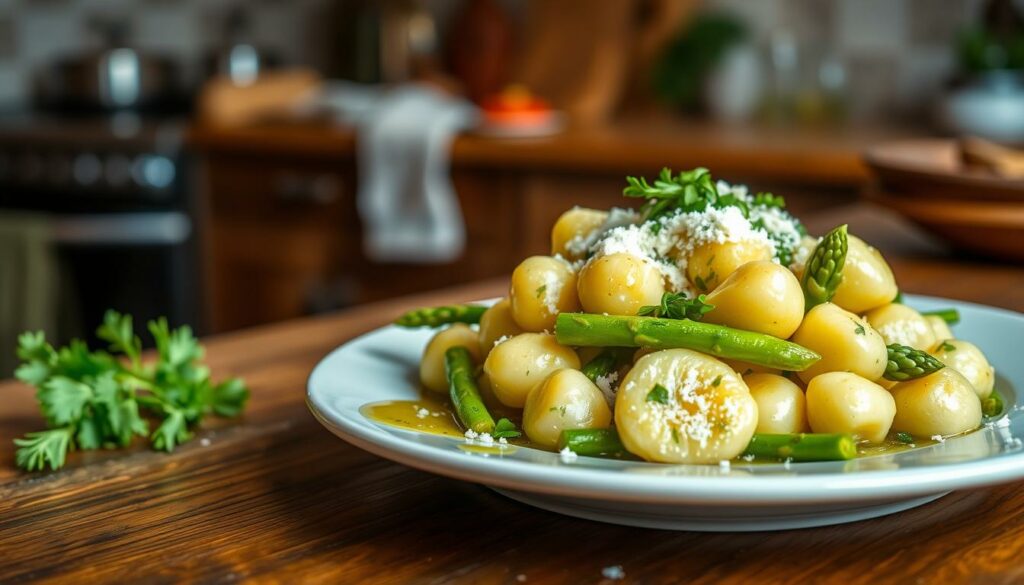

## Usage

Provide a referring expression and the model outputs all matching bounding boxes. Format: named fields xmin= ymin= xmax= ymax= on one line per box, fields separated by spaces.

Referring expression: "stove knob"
xmin=73 ymin=153 xmax=102 ymax=186
xmin=132 ymin=154 xmax=175 ymax=189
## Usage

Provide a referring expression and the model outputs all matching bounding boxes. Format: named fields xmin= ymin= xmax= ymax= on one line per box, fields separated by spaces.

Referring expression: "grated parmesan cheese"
xmin=584 ymin=205 xmax=775 ymax=296
xmin=876 ymin=319 xmax=932 ymax=347
xmin=559 ymin=446 xmax=578 ymax=463
xmin=594 ymin=371 xmax=619 ymax=407
xmin=790 ymin=236 xmax=819 ymax=272
xmin=564 ymin=207 xmax=641 ymax=260
xmin=931 ymin=434 xmax=946 ymax=443
xmin=415 ymin=408 xmax=430 ymax=419
xmin=719 ymin=460 xmax=731 ymax=472
xmin=493 ymin=335 xmax=512 ymax=348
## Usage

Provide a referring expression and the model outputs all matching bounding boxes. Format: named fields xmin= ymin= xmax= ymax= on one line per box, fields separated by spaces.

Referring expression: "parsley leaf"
xmin=752 ymin=192 xmax=786 ymax=208
xmin=11 ymin=311 xmax=249 ymax=471
xmin=938 ymin=341 xmax=956 ymax=353
xmin=646 ymin=384 xmax=671 ymax=404
xmin=895 ymin=431 xmax=914 ymax=444
xmin=853 ymin=320 xmax=866 ymax=335
xmin=624 ymin=167 xmax=719 ymax=222
xmin=38 ymin=377 xmax=93 ymax=426
xmin=639 ymin=292 xmax=715 ymax=321
xmin=13 ymin=428 xmax=73 ymax=472
xmin=492 ymin=418 xmax=522 ymax=440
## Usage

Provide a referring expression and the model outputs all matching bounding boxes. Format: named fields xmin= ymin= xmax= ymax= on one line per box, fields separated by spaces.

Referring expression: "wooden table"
xmin=3 ymin=205 xmax=1024 ymax=584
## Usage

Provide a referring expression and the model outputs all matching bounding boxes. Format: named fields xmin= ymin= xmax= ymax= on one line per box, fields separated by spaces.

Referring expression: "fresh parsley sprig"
xmin=624 ymin=167 xmax=720 ymax=222
xmin=12 ymin=310 xmax=248 ymax=471
xmin=638 ymin=292 xmax=715 ymax=321
xmin=492 ymin=418 xmax=522 ymax=440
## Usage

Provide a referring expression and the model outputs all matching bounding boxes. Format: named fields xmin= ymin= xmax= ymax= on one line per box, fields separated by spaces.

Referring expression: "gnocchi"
xmin=929 ymin=339 xmax=995 ymax=399
xmin=830 ymin=235 xmax=898 ymax=314
xmin=483 ymin=333 xmax=580 ymax=407
xmin=420 ymin=324 xmax=483 ymax=393
xmin=864 ymin=303 xmax=936 ymax=351
xmin=805 ymin=372 xmax=896 ymax=443
xmin=577 ymin=253 xmax=665 ymax=316
xmin=478 ymin=298 xmax=524 ymax=355
xmin=703 ymin=260 xmax=804 ymax=338
xmin=745 ymin=373 xmax=808 ymax=434
xmin=925 ymin=315 xmax=954 ymax=342
xmin=686 ymin=239 xmax=773 ymax=293
xmin=510 ymin=256 xmax=580 ymax=332
xmin=790 ymin=303 xmax=888 ymax=384
xmin=615 ymin=349 xmax=758 ymax=463
xmin=890 ymin=368 xmax=982 ymax=437
xmin=523 ymin=369 xmax=613 ymax=448
xmin=551 ymin=207 xmax=609 ymax=260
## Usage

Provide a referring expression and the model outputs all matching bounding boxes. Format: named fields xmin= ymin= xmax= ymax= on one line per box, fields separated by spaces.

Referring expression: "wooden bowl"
xmin=864 ymin=139 xmax=1024 ymax=262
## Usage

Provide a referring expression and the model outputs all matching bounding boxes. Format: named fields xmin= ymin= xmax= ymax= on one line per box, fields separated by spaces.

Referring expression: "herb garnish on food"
xmin=12 ymin=310 xmax=248 ymax=471
xmin=638 ymin=292 xmax=715 ymax=321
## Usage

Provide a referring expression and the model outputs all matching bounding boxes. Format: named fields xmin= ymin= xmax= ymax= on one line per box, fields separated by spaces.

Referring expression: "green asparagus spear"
xmin=743 ymin=433 xmax=857 ymax=461
xmin=580 ymin=348 xmax=632 ymax=384
xmin=395 ymin=305 xmax=488 ymax=328
xmin=802 ymin=224 xmax=848 ymax=310
xmin=982 ymin=389 xmax=1005 ymax=418
xmin=884 ymin=344 xmax=946 ymax=381
xmin=558 ymin=428 xmax=629 ymax=457
xmin=921 ymin=308 xmax=960 ymax=325
xmin=444 ymin=346 xmax=495 ymax=434
xmin=554 ymin=313 xmax=820 ymax=371
xmin=558 ymin=428 xmax=857 ymax=462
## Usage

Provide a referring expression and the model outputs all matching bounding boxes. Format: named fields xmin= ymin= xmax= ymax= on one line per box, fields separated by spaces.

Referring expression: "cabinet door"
xmin=201 ymin=154 xmax=358 ymax=332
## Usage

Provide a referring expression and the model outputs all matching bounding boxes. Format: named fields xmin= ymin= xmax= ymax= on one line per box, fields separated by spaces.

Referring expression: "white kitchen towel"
xmin=306 ymin=82 xmax=478 ymax=263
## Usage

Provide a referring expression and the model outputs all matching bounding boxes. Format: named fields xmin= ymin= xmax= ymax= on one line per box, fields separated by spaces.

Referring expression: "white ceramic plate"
xmin=307 ymin=295 xmax=1024 ymax=531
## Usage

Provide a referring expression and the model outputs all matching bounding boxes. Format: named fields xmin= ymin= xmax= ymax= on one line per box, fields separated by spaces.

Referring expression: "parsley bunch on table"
xmin=12 ymin=310 xmax=248 ymax=471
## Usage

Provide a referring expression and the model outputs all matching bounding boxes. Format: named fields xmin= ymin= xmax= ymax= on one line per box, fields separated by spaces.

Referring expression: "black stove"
xmin=0 ymin=111 xmax=201 ymax=350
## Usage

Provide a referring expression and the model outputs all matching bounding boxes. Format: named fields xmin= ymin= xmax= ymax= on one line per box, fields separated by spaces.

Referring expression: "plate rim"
xmin=307 ymin=294 xmax=1024 ymax=505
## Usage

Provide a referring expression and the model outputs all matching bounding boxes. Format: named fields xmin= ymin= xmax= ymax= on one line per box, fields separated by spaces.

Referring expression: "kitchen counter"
xmin=188 ymin=116 xmax=917 ymax=187
xmin=2 ymin=203 xmax=1024 ymax=583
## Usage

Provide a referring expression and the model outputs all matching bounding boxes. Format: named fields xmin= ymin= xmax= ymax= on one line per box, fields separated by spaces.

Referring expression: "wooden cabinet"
xmin=197 ymin=154 xmax=528 ymax=332
xmin=198 ymin=153 xmax=360 ymax=332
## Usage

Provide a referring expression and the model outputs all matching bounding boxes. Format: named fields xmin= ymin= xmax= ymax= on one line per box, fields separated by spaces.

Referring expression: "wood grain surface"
xmin=3 ymin=204 xmax=1024 ymax=585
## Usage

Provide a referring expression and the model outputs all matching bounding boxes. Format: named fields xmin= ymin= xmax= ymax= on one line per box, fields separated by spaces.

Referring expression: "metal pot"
xmin=34 ymin=19 xmax=180 ymax=112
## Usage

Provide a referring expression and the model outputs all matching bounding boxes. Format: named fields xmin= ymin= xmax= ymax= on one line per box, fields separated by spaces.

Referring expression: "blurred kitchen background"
xmin=1 ymin=0 xmax=1023 ymax=371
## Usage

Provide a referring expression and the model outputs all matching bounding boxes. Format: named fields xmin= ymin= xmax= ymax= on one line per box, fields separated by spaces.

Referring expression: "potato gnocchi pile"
xmin=401 ymin=168 xmax=998 ymax=464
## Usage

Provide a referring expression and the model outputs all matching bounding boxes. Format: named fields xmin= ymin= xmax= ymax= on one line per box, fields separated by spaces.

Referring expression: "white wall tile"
xmin=837 ymin=0 xmax=906 ymax=53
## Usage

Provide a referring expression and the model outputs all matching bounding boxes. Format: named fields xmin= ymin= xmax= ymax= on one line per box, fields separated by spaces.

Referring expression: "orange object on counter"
xmin=480 ymin=85 xmax=555 ymax=128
